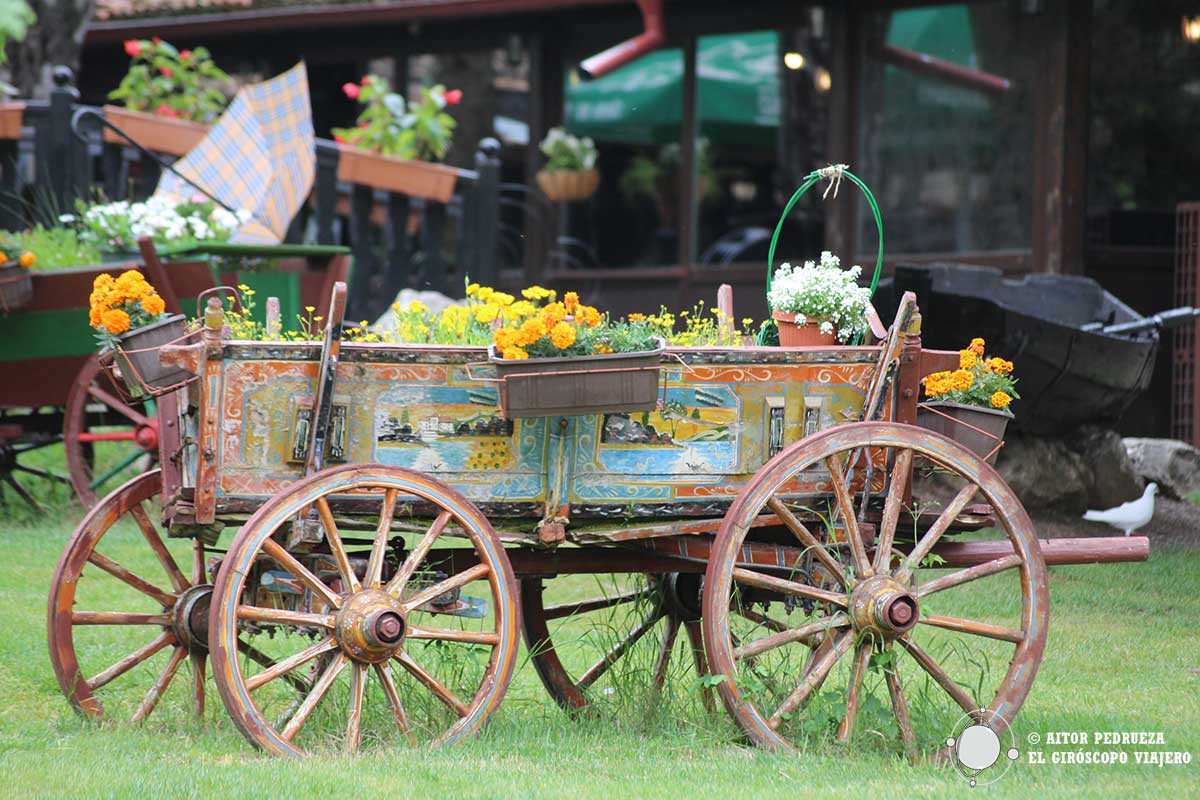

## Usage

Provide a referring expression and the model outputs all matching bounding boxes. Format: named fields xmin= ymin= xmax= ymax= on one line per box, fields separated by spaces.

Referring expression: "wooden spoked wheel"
xmin=521 ymin=571 xmax=713 ymax=712
xmin=209 ymin=464 xmax=520 ymax=757
xmin=48 ymin=469 xmax=211 ymax=721
xmin=703 ymin=422 xmax=1048 ymax=755
xmin=63 ymin=354 xmax=159 ymax=507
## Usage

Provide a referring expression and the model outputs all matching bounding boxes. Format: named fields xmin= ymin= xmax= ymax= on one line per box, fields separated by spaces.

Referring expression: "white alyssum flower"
xmin=767 ymin=250 xmax=871 ymax=343
xmin=77 ymin=198 xmax=250 ymax=251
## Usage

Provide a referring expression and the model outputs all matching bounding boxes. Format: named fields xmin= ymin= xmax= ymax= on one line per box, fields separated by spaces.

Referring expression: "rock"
xmin=1070 ymin=427 xmax=1145 ymax=506
xmin=994 ymin=427 xmax=1143 ymax=513
xmin=1123 ymin=438 xmax=1200 ymax=500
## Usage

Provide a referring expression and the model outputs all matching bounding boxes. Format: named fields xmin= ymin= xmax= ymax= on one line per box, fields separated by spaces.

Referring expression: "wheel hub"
xmin=172 ymin=584 xmax=213 ymax=651
xmin=335 ymin=589 xmax=408 ymax=663
xmin=848 ymin=575 xmax=919 ymax=638
xmin=134 ymin=422 xmax=159 ymax=451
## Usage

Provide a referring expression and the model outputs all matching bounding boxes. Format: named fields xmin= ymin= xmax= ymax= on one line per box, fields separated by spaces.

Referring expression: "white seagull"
xmin=1082 ymin=482 xmax=1158 ymax=536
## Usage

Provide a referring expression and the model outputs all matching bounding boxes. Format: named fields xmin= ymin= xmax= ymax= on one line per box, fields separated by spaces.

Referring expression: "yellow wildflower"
xmin=477 ymin=286 xmax=495 ymax=302
xmin=405 ymin=300 xmax=429 ymax=313
xmin=505 ymin=300 xmax=536 ymax=320
xmin=466 ymin=282 xmax=480 ymax=297
xmin=473 ymin=303 xmax=500 ymax=324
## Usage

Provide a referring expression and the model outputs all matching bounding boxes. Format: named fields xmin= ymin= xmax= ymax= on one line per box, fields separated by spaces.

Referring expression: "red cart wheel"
xmin=703 ymin=422 xmax=1048 ymax=756
xmin=209 ymin=464 xmax=520 ymax=757
xmin=63 ymin=354 xmax=159 ymax=507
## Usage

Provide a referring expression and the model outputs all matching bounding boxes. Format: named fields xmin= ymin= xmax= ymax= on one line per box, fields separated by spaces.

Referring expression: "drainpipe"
xmin=578 ymin=0 xmax=665 ymax=80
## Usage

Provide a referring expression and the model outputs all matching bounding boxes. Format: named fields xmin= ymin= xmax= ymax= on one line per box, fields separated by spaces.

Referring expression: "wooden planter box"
xmin=336 ymin=146 xmax=461 ymax=203
xmin=0 ymin=264 xmax=32 ymax=313
xmin=488 ymin=339 xmax=665 ymax=419
xmin=101 ymin=105 xmax=211 ymax=156
xmin=917 ymin=401 xmax=1013 ymax=465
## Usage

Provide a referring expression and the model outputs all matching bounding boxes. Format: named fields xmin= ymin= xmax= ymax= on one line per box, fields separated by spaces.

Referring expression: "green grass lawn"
xmin=1 ymin=506 xmax=1196 ymax=799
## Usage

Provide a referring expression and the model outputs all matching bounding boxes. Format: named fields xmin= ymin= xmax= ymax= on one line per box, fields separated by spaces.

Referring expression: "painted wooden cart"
xmin=47 ymin=282 xmax=1149 ymax=760
xmin=0 ymin=241 xmax=348 ymax=508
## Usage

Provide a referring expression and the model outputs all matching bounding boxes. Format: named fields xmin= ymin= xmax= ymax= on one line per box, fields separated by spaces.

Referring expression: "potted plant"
xmin=89 ymin=269 xmax=191 ymax=394
xmin=536 ymin=127 xmax=599 ymax=203
xmin=766 ymin=250 xmax=871 ymax=346
xmin=331 ymin=76 xmax=464 ymax=203
xmin=917 ymin=337 xmax=1018 ymax=464
xmin=0 ymin=246 xmax=35 ymax=313
xmin=485 ymin=288 xmax=664 ymax=418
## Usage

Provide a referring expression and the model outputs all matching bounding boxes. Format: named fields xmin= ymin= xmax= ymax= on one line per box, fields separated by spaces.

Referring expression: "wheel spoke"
xmin=86 ymin=550 xmax=177 ymax=607
xmin=132 ymin=646 xmax=187 ymax=723
xmin=765 ymin=497 xmax=849 ymax=588
xmin=919 ymin=614 xmax=1024 ymax=644
xmin=577 ymin=609 xmax=663 ymax=690
xmin=345 ymin=663 xmax=367 ymax=753
xmin=129 ymin=503 xmax=189 ymax=593
xmin=260 ymin=538 xmax=343 ymax=610
xmin=734 ymin=605 xmax=790 ymax=633
xmin=899 ymin=637 xmax=983 ymax=720
xmin=397 ymin=651 xmax=469 ymax=716
xmin=544 ymin=587 xmax=653 ymax=620
xmin=236 ymin=604 xmax=335 ymax=629
xmin=733 ymin=613 xmax=849 ymax=661
xmin=374 ymin=661 xmax=417 ymax=745
xmin=365 ymin=488 xmax=399 ymax=588
xmin=916 ymin=555 xmax=1022 ymax=597
xmin=402 ymin=563 xmax=490 ymax=612
xmin=385 ymin=511 xmax=453 ymax=597
xmin=14 ymin=463 xmax=72 ymax=484
xmin=281 ymin=653 xmax=348 ymax=742
xmin=896 ymin=483 xmax=979 ymax=583
xmin=90 ymin=449 xmax=145 ymax=491
xmin=768 ymin=629 xmax=854 ymax=729
xmin=652 ymin=616 xmax=681 ymax=690
xmin=732 ymin=567 xmax=847 ymax=607
xmin=72 ymin=611 xmax=171 ymax=625
xmin=825 ymin=453 xmax=872 ymax=579
xmin=245 ymin=637 xmax=338 ymax=691
xmin=87 ymin=630 xmax=176 ymax=690
xmin=885 ymin=654 xmax=916 ymax=751
xmin=407 ymin=625 xmax=499 ymax=646
xmin=874 ymin=448 xmax=913 ymax=573
xmin=190 ymin=652 xmax=206 ymax=718
xmin=836 ymin=640 xmax=872 ymax=742
xmin=192 ymin=540 xmax=206 ymax=586
xmin=315 ymin=497 xmax=360 ymax=594
xmin=87 ymin=383 xmax=152 ymax=427
xmin=4 ymin=475 xmax=41 ymax=511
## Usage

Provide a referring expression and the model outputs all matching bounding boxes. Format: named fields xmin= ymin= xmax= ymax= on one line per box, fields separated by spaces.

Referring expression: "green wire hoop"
xmin=757 ymin=166 xmax=885 ymax=345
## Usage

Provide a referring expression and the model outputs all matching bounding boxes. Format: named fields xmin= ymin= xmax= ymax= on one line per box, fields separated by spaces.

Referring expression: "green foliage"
xmin=332 ymin=76 xmax=460 ymax=162
xmin=620 ymin=138 xmax=718 ymax=202
xmin=0 ymin=0 xmax=34 ymax=66
xmin=108 ymin=38 xmax=231 ymax=123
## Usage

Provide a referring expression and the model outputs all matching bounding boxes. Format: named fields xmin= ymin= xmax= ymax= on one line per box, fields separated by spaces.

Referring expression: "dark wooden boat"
xmin=880 ymin=262 xmax=1159 ymax=434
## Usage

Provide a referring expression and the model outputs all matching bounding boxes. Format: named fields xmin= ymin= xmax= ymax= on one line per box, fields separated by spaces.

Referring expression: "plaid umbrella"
xmin=153 ymin=62 xmax=315 ymax=244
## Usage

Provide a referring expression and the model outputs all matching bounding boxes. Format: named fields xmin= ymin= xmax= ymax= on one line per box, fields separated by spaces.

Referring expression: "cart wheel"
xmin=48 ymin=469 xmax=211 ymax=721
xmin=703 ymin=421 xmax=1048 ymax=756
xmin=63 ymin=354 xmax=159 ymax=507
xmin=209 ymin=464 xmax=519 ymax=757
xmin=521 ymin=572 xmax=714 ymax=712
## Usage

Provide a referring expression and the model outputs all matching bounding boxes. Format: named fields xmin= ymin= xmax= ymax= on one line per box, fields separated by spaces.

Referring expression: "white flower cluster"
xmin=767 ymin=250 xmax=871 ymax=343
xmin=74 ymin=198 xmax=251 ymax=251
xmin=540 ymin=126 xmax=598 ymax=171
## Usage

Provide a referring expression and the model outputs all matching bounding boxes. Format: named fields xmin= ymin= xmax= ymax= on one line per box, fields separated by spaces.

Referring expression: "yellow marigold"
xmin=500 ymin=345 xmax=528 ymax=360
xmin=627 ymin=312 xmax=647 ymax=322
xmin=922 ymin=370 xmax=952 ymax=397
xmin=541 ymin=301 xmax=566 ymax=325
xmin=466 ymin=282 xmax=480 ymax=297
xmin=985 ymin=357 xmax=1014 ymax=375
xmin=550 ymin=321 xmax=576 ymax=349
xmin=494 ymin=327 xmax=519 ymax=350
xmin=564 ymin=291 xmax=580 ymax=313
xmin=950 ymin=369 xmax=975 ymax=391
xmin=101 ymin=308 xmax=131 ymax=335
xmin=595 ymin=344 xmax=613 ymax=354
xmin=522 ymin=285 xmax=553 ymax=300
xmin=140 ymin=293 xmax=166 ymax=316
xmin=959 ymin=349 xmax=977 ymax=369
xmin=968 ymin=337 xmax=986 ymax=356
xmin=491 ymin=291 xmax=515 ymax=307
xmin=18 ymin=252 xmax=35 ymax=269
xmin=579 ymin=306 xmax=602 ymax=328
xmin=990 ymin=391 xmax=1012 ymax=409
xmin=518 ymin=317 xmax=548 ymax=345
xmin=405 ymin=300 xmax=429 ymax=313
xmin=473 ymin=303 xmax=500 ymax=324
xmin=476 ymin=286 xmax=495 ymax=302
xmin=505 ymin=300 xmax=536 ymax=320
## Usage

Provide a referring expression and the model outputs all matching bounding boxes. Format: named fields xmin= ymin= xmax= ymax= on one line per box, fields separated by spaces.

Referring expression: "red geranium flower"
xmin=334 ymin=134 xmax=347 ymax=144
xmin=445 ymin=89 xmax=463 ymax=105
xmin=358 ymin=121 xmax=369 ymax=128
xmin=124 ymin=39 xmax=142 ymax=58
xmin=155 ymin=104 xmax=177 ymax=118
xmin=152 ymin=37 xmax=162 ymax=44
xmin=342 ymin=82 xmax=361 ymax=100
xmin=361 ymin=76 xmax=371 ymax=86
xmin=160 ymin=67 xmax=173 ymax=78
xmin=180 ymin=49 xmax=192 ymax=60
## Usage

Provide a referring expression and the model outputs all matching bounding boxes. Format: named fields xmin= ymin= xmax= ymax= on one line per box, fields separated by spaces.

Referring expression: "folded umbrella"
xmin=153 ymin=62 xmax=315 ymax=244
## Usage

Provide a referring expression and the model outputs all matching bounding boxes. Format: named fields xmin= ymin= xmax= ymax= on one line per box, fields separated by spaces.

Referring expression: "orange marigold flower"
xmin=18 ymin=252 xmax=35 ymax=269
xmin=950 ymin=369 xmax=975 ymax=391
xmin=959 ymin=349 xmax=977 ymax=370
xmin=518 ymin=317 xmax=548 ymax=345
xmin=141 ymin=293 xmax=166 ymax=316
xmin=985 ymin=357 xmax=1014 ymax=375
xmin=550 ymin=321 xmax=576 ymax=349
xmin=500 ymin=345 xmax=528 ymax=360
xmin=990 ymin=391 xmax=1012 ymax=409
xmin=968 ymin=337 xmax=986 ymax=356
xmin=101 ymin=308 xmax=131 ymax=335
xmin=89 ymin=306 xmax=103 ymax=328
xmin=627 ymin=312 xmax=647 ymax=322
xmin=579 ymin=306 xmax=602 ymax=327
xmin=494 ymin=327 xmax=519 ymax=350
xmin=564 ymin=291 xmax=580 ymax=313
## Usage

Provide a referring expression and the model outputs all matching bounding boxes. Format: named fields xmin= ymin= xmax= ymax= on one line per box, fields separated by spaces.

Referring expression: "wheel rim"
xmin=209 ymin=464 xmax=519 ymax=758
xmin=47 ymin=469 xmax=211 ymax=721
xmin=702 ymin=422 xmax=1048 ymax=755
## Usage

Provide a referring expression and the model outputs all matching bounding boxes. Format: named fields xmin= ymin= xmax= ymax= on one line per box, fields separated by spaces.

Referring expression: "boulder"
xmin=1070 ymin=427 xmax=1145 ymax=506
xmin=1123 ymin=438 xmax=1200 ymax=500
xmin=994 ymin=428 xmax=1143 ymax=513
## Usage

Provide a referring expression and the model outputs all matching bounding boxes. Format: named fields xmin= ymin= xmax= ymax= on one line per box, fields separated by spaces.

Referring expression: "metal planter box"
xmin=488 ymin=339 xmax=665 ymax=418
xmin=917 ymin=401 xmax=1012 ymax=464
xmin=114 ymin=314 xmax=194 ymax=395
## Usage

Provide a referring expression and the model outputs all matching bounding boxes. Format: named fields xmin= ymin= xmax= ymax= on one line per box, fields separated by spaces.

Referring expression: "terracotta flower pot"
xmin=536 ymin=168 xmax=600 ymax=203
xmin=113 ymin=314 xmax=193 ymax=395
xmin=0 ymin=263 xmax=33 ymax=313
xmin=917 ymin=401 xmax=1013 ymax=465
xmin=772 ymin=310 xmax=839 ymax=347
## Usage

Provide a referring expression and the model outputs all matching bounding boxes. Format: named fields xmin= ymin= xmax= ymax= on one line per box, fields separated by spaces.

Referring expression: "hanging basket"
xmin=486 ymin=339 xmax=665 ymax=419
xmin=917 ymin=401 xmax=1012 ymax=465
xmin=0 ymin=263 xmax=32 ymax=313
xmin=111 ymin=314 xmax=195 ymax=397
xmin=536 ymin=168 xmax=600 ymax=203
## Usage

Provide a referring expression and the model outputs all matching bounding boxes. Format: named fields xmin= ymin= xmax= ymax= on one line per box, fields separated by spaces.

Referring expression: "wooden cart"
xmin=47 ymin=282 xmax=1149 ymax=759
xmin=0 ymin=241 xmax=348 ymax=507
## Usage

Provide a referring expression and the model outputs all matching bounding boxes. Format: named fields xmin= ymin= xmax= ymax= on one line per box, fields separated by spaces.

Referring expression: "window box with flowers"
xmin=89 ymin=270 xmax=191 ymax=394
xmin=767 ymin=251 xmax=871 ymax=346
xmin=536 ymin=127 xmax=599 ymax=203
xmin=332 ymin=76 xmax=465 ymax=203
xmin=917 ymin=337 xmax=1019 ymax=464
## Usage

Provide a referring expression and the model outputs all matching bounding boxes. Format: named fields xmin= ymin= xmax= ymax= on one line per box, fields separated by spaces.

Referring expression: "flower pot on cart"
xmin=112 ymin=313 xmax=193 ymax=395
xmin=917 ymin=400 xmax=1012 ymax=465
xmin=536 ymin=168 xmax=600 ymax=203
xmin=488 ymin=339 xmax=665 ymax=419
xmin=771 ymin=310 xmax=839 ymax=347
xmin=0 ymin=263 xmax=32 ymax=313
